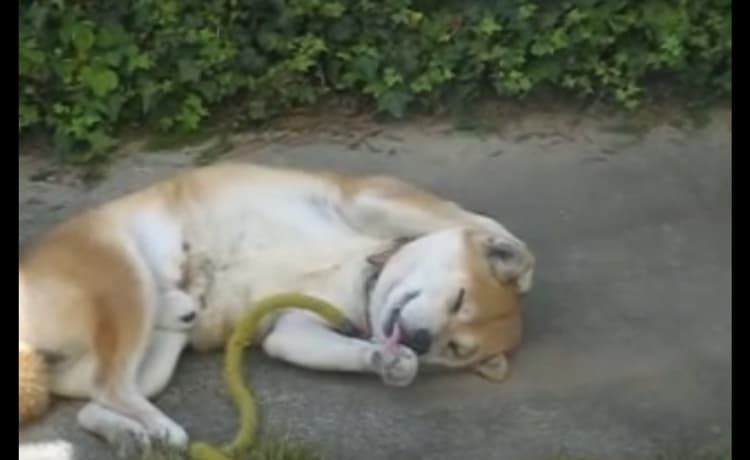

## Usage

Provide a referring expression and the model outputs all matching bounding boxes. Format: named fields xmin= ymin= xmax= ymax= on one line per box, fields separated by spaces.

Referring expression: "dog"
xmin=19 ymin=162 xmax=534 ymax=452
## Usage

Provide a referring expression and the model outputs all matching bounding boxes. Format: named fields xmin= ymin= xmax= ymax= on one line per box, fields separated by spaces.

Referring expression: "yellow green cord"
xmin=188 ymin=293 xmax=347 ymax=460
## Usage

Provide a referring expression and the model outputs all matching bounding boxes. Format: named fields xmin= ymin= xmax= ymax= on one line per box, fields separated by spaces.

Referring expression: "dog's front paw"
xmin=158 ymin=290 xmax=199 ymax=332
xmin=145 ymin=417 xmax=189 ymax=450
xmin=113 ymin=429 xmax=151 ymax=460
xmin=369 ymin=344 xmax=418 ymax=387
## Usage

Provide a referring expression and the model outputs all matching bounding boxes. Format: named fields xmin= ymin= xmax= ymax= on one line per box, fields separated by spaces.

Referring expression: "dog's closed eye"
xmin=447 ymin=341 xmax=477 ymax=360
xmin=450 ymin=288 xmax=465 ymax=314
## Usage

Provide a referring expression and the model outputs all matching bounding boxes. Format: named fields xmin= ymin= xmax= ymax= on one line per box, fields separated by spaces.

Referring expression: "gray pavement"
xmin=19 ymin=108 xmax=732 ymax=460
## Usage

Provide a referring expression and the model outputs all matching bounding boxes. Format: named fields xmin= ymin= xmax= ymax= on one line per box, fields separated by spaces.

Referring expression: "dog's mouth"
xmin=382 ymin=290 xmax=420 ymax=340
xmin=383 ymin=307 xmax=403 ymax=338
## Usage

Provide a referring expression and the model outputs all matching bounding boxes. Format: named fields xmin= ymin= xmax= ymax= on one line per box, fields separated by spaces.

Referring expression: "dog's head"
xmin=368 ymin=227 xmax=534 ymax=382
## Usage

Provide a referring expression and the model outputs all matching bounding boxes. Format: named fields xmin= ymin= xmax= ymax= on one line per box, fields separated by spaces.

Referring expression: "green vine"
xmin=188 ymin=292 xmax=348 ymax=460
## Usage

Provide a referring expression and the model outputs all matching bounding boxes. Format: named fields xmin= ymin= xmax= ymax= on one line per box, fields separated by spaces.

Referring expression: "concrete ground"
xmin=19 ymin=107 xmax=732 ymax=460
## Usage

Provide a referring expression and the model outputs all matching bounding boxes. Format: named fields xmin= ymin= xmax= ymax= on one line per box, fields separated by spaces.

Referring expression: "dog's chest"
xmin=182 ymin=191 xmax=357 ymax=260
xmin=184 ymin=237 xmax=381 ymax=350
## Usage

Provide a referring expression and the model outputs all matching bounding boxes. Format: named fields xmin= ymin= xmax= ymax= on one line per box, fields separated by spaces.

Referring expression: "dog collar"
xmin=358 ymin=236 xmax=416 ymax=338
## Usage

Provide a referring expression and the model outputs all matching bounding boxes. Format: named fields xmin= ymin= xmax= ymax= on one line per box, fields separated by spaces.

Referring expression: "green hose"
xmin=188 ymin=293 xmax=348 ymax=460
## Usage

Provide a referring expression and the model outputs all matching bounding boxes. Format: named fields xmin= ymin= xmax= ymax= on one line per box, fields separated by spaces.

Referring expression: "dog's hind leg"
xmin=77 ymin=402 xmax=151 ymax=458
xmin=65 ymin=336 xmax=187 ymax=456
xmin=137 ymin=330 xmax=189 ymax=398
xmin=54 ymin=312 xmax=190 ymax=402
xmin=88 ymin=338 xmax=189 ymax=449
xmin=336 ymin=175 xmax=534 ymax=292
xmin=80 ymin=247 xmax=188 ymax=449
xmin=262 ymin=312 xmax=419 ymax=387
xmin=88 ymin=309 xmax=189 ymax=449
xmin=337 ymin=175 xmax=522 ymax=241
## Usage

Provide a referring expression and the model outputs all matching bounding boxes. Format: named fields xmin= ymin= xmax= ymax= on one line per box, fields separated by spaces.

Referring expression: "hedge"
xmin=19 ymin=0 xmax=731 ymax=161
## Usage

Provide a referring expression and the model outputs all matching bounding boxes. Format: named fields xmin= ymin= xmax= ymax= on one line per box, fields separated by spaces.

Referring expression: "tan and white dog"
xmin=19 ymin=163 xmax=534 ymax=452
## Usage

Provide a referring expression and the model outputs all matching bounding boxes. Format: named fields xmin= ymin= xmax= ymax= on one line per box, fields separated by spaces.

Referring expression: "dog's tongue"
xmin=385 ymin=322 xmax=402 ymax=350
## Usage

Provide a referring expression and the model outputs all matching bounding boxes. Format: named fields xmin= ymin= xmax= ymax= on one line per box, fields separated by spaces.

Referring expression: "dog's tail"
xmin=19 ymin=340 xmax=50 ymax=424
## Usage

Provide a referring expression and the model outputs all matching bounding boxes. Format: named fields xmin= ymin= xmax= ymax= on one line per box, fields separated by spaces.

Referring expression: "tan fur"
xmin=20 ymin=213 xmax=151 ymax=423
xmin=19 ymin=342 xmax=49 ymax=423
xmin=460 ymin=231 xmax=522 ymax=360
xmin=24 ymin=223 xmax=146 ymax=375
xmin=337 ymin=174 xmax=447 ymax=210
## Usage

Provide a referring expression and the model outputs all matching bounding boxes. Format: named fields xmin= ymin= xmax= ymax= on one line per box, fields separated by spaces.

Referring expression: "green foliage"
xmin=142 ymin=437 xmax=326 ymax=460
xmin=19 ymin=0 xmax=731 ymax=161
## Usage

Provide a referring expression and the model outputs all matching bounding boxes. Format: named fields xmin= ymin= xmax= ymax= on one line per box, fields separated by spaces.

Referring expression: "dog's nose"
xmin=402 ymin=328 xmax=432 ymax=355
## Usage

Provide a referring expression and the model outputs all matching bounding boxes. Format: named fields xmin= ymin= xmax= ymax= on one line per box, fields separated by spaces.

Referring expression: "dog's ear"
xmin=366 ymin=236 xmax=417 ymax=269
xmin=474 ymin=354 xmax=509 ymax=382
xmin=484 ymin=236 xmax=535 ymax=292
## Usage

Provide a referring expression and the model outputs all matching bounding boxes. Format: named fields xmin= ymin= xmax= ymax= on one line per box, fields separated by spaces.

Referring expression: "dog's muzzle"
xmin=401 ymin=328 xmax=432 ymax=355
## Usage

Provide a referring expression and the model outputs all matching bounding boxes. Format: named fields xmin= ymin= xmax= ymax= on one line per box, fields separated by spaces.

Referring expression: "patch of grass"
xmin=651 ymin=445 xmax=731 ymax=460
xmin=141 ymin=438 xmax=327 ymax=460
xmin=549 ymin=445 xmax=731 ymax=460
xmin=142 ymin=443 xmax=186 ymax=460
xmin=140 ymin=443 xmax=731 ymax=460
xmin=140 ymin=437 xmax=731 ymax=460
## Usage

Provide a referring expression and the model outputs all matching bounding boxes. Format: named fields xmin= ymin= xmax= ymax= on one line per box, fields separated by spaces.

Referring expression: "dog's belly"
xmin=185 ymin=236 xmax=382 ymax=351
xmin=169 ymin=188 xmax=384 ymax=349
xmin=183 ymin=192 xmax=361 ymax=261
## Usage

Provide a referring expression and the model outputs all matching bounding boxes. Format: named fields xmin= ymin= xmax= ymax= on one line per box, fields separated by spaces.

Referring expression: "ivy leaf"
xmin=328 ymin=17 xmax=355 ymax=42
xmin=477 ymin=15 xmax=501 ymax=36
xmin=247 ymin=99 xmax=268 ymax=120
xmin=138 ymin=80 xmax=158 ymax=114
xmin=383 ymin=67 xmax=404 ymax=88
xmin=178 ymin=59 xmax=202 ymax=82
xmin=128 ymin=52 xmax=152 ymax=72
xmin=352 ymin=55 xmax=379 ymax=81
xmin=97 ymin=26 xmax=131 ymax=49
xmin=19 ymin=104 xmax=40 ymax=131
xmin=377 ymin=88 xmax=412 ymax=118
xmin=80 ymin=66 xmax=119 ymax=97
xmin=71 ymin=23 xmax=95 ymax=54
xmin=320 ymin=2 xmax=345 ymax=18
xmin=86 ymin=129 xmax=116 ymax=153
